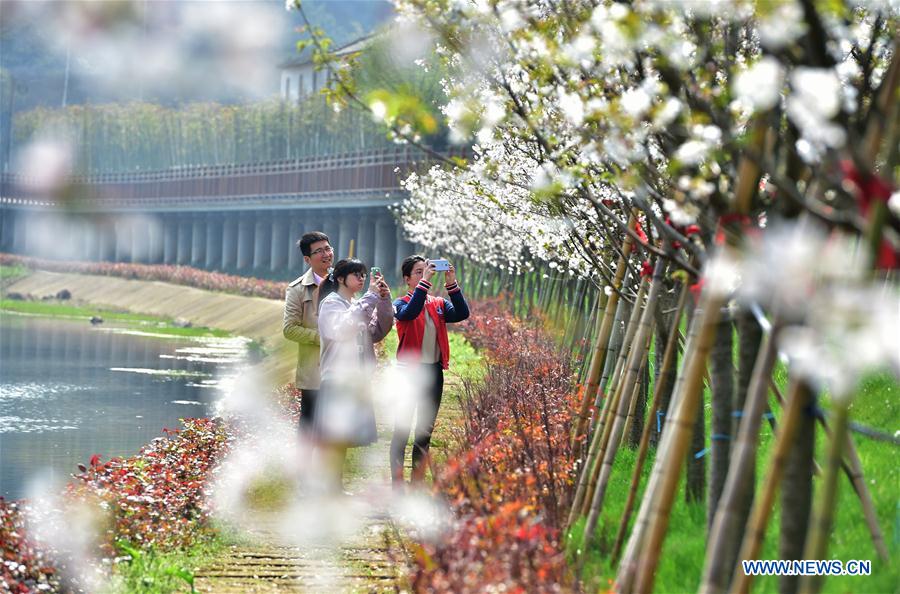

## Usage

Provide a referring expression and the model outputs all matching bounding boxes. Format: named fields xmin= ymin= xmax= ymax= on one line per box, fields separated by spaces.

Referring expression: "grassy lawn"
xmin=0 ymin=299 xmax=231 ymax=338
xmin=111 ymin=527 xmax=242 ymax=594
xmin=574 ymin=360 xmax=899 ymax=593
xmin=0 ymin=263 xmax=29 ymax=282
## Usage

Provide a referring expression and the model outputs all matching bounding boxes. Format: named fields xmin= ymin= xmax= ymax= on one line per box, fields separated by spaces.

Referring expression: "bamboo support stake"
xmin=568 ymin=298 xmax=627 ymax=528
xmin=620 ymin=354 xmax=649 ymax=448
xmin=572 ymin=213 xmax=637 ymax=447
xmin=594 ymin=286 xmax=645 ymax=444
xmin=797 ymin=403 xmax=850 ymax=594
xmin=631 ymin=288 xmax=724 ymax=594
xmin=581 ymin=261 xmax=666 ymax=557
xmin=615 ymin=291 xmax=708 ymax=593
xmin=579 ymin=278 xmax=649 ymax=519
xmin=569 ymin=286 xmax=642 ymax=528
xmin=589 ymin=297 xmax=629 ymax=432
xmin=728 ymin=380 xmax=814 ymax=594
xmin=839 ymin=430 xmax=890 ymax=562
xmin=577 ymin=294 xmax=604 ymax=385
xmin=567 ymin=400 xmax=609 ymax=529
xmin=611 ymin=283 xmax=689 ymax=564
xmin=579 ymin=345 xmax=651 ymax=572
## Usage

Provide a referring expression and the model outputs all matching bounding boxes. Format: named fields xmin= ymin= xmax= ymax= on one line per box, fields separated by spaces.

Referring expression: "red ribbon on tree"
xmin=640 ymin=260 xmax=654 ymax=278
xmin=689 ymin=278 xmax=705 ymax=300
xmin=840 ymin=159 xmax=893 ymax=216
xmin=840 ymin=160 xmax=898 ymax=269
xmin=715 ymin=213 xmax=754 ymax=245
xmin=635 ymin=220 xmax=649 ymax=245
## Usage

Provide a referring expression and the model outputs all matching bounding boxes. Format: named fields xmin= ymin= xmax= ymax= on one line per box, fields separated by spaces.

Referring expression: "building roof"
xmin=279 ymin=33 xmax=375 ymax=69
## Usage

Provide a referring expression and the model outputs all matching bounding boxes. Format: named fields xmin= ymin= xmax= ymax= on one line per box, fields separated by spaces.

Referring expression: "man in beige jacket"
xmin=283 ymin=231 xmax=333 ymax=428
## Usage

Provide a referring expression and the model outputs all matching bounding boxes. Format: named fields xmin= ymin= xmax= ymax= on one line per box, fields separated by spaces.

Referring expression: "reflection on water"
xmin=0 ymin=314 xmax=249 ymax=499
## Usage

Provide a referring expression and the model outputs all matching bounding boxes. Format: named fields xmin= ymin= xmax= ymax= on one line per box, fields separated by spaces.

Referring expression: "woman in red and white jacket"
xmin=390 ymin=255 xmax=470 ymax=486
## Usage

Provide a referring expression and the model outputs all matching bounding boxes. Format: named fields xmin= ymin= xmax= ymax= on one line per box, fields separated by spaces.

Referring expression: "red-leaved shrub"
xmin=1 ymin=418 xmax=232 ymax=592
xmin=66 ymin=418 xmax=232 ymax=554
xmin=410 ymin=297 xmax=578 ymax=593
xmin=1 ymin=500 xmax=63 ymax=593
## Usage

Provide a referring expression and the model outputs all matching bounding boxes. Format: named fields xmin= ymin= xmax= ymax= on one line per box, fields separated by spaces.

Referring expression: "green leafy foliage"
xmin=11 ymin=99 xmax=397 ymax=174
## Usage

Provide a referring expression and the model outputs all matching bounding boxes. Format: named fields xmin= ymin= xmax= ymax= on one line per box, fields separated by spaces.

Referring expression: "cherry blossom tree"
xmin=292 ymin=0 xmax=898 ymax=591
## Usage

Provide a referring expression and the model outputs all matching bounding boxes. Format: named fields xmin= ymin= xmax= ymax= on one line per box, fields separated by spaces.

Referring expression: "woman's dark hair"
xmin=401 ymin=254 xmax=426 ymax=279
xmin=318 ymin=258 xmax=368 ymax=306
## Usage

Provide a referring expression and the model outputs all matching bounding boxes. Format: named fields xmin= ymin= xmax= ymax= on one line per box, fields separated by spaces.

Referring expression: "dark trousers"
xmin=390 ymin=362 xmax=444 ymax=483
xmin=299 ymin=388 xmax=319 ymax=428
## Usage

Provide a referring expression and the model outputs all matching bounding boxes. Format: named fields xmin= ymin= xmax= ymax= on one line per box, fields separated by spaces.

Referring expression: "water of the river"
xmin=0 ymin=313 xmax=250 ymax=500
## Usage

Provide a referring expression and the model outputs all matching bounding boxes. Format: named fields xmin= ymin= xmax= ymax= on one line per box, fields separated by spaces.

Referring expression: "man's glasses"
xmin=310 ymin=245 xmax=334 ymax=257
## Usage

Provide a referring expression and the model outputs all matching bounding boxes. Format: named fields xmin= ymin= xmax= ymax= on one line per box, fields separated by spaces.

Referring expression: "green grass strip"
xmin=0 ymin=299 xmax=231 ymax=338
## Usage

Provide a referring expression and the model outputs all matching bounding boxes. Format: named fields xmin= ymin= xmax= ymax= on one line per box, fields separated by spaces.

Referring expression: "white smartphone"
xmin=431 ymin=258 xmax=450 ymax=271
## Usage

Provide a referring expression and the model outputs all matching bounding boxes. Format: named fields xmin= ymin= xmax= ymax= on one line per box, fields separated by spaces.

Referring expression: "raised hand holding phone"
xmin=376 ymin=276 xmax=391 ymax=299
xmin=423 ymin=259 xmax=437 ymax=282
xmin=444 ymin=262 xmax=456 ymax=285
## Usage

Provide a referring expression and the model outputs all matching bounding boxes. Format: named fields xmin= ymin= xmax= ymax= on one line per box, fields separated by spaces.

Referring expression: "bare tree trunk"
xmin=627 ymin=361 xmax=649 ymax=448
xmin=699 ymin=309 xmax=766 ymax=594
xmin=708 ymin=307 xmax=734 ymax=527
xmin=683 ymin=293 xmax=705 ymax=506
xmin=779 ymin=395 xmax=816 ymax=594
xmin=685 ymin=392 xmax=706 ymax=504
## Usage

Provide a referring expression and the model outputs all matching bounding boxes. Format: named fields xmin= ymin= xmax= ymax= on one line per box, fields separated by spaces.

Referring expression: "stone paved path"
xmin=192 ymin=384 xmax=412 ymax=594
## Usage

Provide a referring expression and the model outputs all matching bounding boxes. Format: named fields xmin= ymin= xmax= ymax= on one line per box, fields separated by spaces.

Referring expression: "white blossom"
xmin=620 ymin=87 xmax=652 ymax=119
xmin=889 ymin=191 xmax=900 ymax=218
xmin=558 ymin=90 xmax=585 ymax=125
xmin=564 ymin=31 xmax=597 ymax=66
xmin=733 ymin=56 xmax=784 ymax=111
xmin=758 ymin=0 xmax=808 ymax=50
xmin=674 ymin=140 xmax=710 ymax=166
xmin=499 ymin=6 xmax=526 ymax=32
xmin=369 ymin=100 xmax=388 ymax=122
xmin=653 ymin=97 xmax=682 ymax=128
xmin=786 ymin=67 xmax=847 ymax=155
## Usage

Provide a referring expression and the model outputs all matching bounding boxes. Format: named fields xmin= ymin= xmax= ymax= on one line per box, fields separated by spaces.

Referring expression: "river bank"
xmin=3 ymin=269 xmax=294 ymax=386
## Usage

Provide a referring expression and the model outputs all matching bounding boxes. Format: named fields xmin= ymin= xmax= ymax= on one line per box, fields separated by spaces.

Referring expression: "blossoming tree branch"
xmin=291 ymin=0 xmax=898 ymax=591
